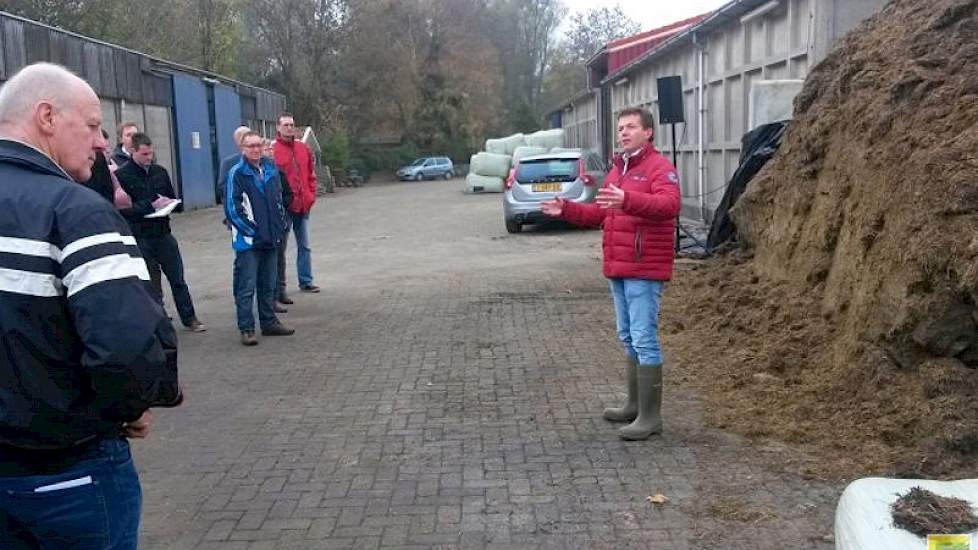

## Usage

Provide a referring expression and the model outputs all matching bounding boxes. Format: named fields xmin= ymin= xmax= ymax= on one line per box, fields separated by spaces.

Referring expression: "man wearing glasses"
xmin=225 ymin=132 xmax=295 ymax=345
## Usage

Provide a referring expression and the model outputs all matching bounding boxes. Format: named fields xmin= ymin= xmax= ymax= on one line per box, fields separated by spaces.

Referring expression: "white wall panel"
xmin=557 ymin=0 xmax=885 ymax=221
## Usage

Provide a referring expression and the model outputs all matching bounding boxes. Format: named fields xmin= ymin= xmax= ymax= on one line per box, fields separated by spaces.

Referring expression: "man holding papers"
xmin=117 ymin=132 xmax=205 ymax=332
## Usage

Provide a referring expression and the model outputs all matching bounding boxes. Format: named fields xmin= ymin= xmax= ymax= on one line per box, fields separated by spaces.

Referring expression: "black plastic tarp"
xmin=706 ymin=120 xmax=790 ymax=251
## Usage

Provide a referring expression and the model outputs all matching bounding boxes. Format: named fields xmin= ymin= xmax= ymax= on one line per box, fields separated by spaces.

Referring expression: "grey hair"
xmin=0 ymin=63 xmax=91 ymax=125
xmin=233 ymin=125 xmax=251 ymax=145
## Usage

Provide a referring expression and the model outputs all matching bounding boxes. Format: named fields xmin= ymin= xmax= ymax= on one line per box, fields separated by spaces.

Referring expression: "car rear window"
xmin=516 ymin=158 xmax=579 ymax=184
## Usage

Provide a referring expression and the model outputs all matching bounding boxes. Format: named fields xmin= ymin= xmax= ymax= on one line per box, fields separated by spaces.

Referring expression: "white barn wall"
xmin=555 ymin=0 xmax=887 ymax=222
xmin=560 ymin=93 xmax=599 ymax=152
xmin=612 ymin=0 xmax=819 ymax=221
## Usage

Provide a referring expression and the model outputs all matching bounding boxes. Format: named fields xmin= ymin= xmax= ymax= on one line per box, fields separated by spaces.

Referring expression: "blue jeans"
xmin=138 ymin=234 xmax=197 ymax=326
xmin=290 ymin=212 xmax=314 ymax=288
xmin=609 ymin=278 xmax=664 ymax=366
xmin=0 ymin=439 xmax=141 ymax=549
xmin=233 ymin=247 xmax=279 ymax=332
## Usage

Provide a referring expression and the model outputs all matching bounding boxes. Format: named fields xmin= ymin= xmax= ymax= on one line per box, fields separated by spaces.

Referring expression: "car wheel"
xmin=505 ymin=219 xmax=522 ymax=234
xmin=415 ymin=173 xmax=424 ymax=182
xmin=444 ymin=171 xmax=453 ymax=180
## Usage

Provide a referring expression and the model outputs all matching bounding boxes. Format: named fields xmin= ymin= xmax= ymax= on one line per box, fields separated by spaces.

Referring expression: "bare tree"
xmin=541 ymin=5 xmax=641 ymax=112
xmin=564 ymin=5 xmax=641 ymax=65
xmin=487 ymin=0 xmax=565 ymax=130
xmin=242 ymin=0 xmax=347 ymax=128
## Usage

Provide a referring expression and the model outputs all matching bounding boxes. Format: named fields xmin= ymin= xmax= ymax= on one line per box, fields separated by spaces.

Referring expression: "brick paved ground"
xmin=137 ymin=179 xmax=843 ymax=549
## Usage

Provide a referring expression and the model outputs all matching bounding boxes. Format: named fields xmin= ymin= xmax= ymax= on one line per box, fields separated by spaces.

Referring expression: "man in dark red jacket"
xmin=272 ymin=113 xmax=320 ymax=300
xmin=542 ymin=107 xmax=680 ymax=440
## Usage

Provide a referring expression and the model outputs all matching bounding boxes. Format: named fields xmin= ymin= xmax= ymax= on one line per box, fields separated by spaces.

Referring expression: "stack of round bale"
xmin=464 ymin=129 xmax=565 ymax=193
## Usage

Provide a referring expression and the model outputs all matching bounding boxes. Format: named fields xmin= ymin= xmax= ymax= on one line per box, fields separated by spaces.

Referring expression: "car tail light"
xmin=505 ymin=165 xmax=517 ymax=190
xmin=579 ymin=159 xmax=595 ymax=186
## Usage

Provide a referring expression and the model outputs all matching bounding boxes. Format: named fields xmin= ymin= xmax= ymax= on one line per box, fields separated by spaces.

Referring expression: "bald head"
xmin=0 ymin=63 xmax=93 ymax=126
xmin=233 ymin=126 xmax=251 ymax=148
xmin=0 ymin=63 xmax=106 ymax=181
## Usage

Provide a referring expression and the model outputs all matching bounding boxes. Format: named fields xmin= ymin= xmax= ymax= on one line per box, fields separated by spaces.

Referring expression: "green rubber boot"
xmin=602 ymin=357 xmax=638 ymax=422
xmin=619 ymin=366 xmax=662 ymax=440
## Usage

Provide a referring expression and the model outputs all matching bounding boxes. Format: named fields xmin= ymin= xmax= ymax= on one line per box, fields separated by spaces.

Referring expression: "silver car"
xmin=502 ymin=150 xmax=607 ymax=233
xmin=397 ymin=156 xmax=454 ymax=181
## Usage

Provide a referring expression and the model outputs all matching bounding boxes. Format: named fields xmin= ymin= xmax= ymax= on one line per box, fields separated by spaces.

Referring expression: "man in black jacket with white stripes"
xmin=0 ymin=63 xmax=182 ymax=549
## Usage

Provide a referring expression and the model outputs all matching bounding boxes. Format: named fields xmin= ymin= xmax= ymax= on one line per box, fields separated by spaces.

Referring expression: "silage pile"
xmin=670 ymin=0 xmax=978 ymax=477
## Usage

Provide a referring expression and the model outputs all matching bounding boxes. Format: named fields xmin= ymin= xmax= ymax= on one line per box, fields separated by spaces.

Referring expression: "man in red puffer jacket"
xmin=542 ymin=107 xmax=680 ymax=441
xmin=272 ymin=113 xmax=320 ymax=301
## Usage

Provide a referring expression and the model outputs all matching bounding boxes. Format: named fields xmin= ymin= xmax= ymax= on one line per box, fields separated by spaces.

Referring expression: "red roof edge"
xmin=605 ymin=13 xmax=711 ymax=50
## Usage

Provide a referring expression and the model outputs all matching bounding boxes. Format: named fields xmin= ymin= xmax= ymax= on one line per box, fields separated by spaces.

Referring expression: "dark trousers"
xmin=137 ymin=233 xmax=197 ymax=326
xmin=276 ymin=216 xmax=292 ymax=299
xmin=0 ymin=439 xmax=141 ymax=549
xmin=234 ymin=246 xmax=279 ymax=332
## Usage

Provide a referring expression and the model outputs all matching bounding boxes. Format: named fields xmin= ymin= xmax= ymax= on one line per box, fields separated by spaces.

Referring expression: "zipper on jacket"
xmin=634 ymin=230 xmax=643 ymax=261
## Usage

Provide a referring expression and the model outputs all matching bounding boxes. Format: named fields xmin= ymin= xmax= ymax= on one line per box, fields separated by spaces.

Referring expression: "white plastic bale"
xmin=525 ymin=129 xmax=564 ymax=149
xmin=463 ymin=173 xmax=504 ymax=194
xmin=834 ymin=477 xmax=978 ymax=550
xmin=485 ymin=133 xmax=525 ymax=156
xmin=484 ymin=139 xmax=507 ymax=155
xmin=511 ymin=146 xmax=549 ymax=162
xmin=469 ymin=152 xmax=512 ymax=178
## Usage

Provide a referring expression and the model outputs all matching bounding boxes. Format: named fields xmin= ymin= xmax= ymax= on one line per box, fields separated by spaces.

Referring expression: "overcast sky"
xmin=560 ymin=0 xmax=731 ymax=32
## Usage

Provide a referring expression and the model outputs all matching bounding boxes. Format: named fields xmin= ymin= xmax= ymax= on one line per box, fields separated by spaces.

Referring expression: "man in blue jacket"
xmin=226 ymin=131 xmax=295 ymax=345
xmin=0 ymin=63 xmax=182 ymax=549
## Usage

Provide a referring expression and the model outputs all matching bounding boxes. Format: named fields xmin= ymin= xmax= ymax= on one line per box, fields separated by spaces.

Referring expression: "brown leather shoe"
xmin=299 ymin=284 xmax=320 ymax=293
xmin=261 ymin=323 xmax=295 ymax=336
xmin=278 ymin=293 xmax=294 ymax=304
xmin=240 ymin=331 xmax=258 ymax=346
xmin=273 ymin=303 xmax=288 ymax=314
xmin=186 ymin=319 xmax=206 ymax=332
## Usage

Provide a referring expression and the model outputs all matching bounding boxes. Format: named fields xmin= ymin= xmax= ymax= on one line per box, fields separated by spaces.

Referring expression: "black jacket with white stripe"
xmin=0 ymin=140 xmax=181 ymax=473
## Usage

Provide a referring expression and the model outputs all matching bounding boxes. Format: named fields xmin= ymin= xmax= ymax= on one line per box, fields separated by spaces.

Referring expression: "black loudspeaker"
xmin=656 ymin=76 xmax=685 ymax=124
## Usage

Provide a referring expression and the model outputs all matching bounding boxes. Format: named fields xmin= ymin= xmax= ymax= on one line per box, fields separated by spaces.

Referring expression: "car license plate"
xmin=532 ymin=183 xmax=562 ymax=192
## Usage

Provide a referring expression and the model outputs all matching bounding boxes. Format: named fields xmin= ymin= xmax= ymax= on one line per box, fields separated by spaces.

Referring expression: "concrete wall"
xmin=813 ymin=0 xmax=887 ymax=62
xmin=601 ymin=0 xmax=886 ymax=222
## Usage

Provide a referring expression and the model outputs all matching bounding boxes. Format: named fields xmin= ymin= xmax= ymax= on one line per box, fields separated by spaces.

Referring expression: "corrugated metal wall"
xmin=0 ymin=16 xmax=173 ymax=107
xmin=213 ymin=83 xmax=244 ymax=192
xmin=172 ymin=74 xmax=216 ymax=210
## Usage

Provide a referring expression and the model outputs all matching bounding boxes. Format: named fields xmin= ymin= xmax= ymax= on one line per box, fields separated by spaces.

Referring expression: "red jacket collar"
xmin=276 ymin=132 xmax=295 ymax=146
xmin=612 ymin=142 xmax=655 ymax=171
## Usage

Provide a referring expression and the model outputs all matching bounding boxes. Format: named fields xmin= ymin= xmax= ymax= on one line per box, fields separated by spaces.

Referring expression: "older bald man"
xmin=217 ymin=125 xmax=252 ymax=209
xmin=0 ymin=63 xmax=182 ymax=549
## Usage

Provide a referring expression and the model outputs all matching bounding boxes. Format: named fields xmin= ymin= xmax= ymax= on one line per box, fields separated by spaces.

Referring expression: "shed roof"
xmin=600 ymin=0 xmax=781 ymax=85
xmin=0 ymin=10 xmax=285 ymax=116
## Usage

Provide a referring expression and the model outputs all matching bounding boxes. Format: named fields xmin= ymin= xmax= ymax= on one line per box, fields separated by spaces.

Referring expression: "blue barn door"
xmin=212 ymin=84 xmax=243 ymax=165
xmin=171 ymin=74 xmax=215 ymax=211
